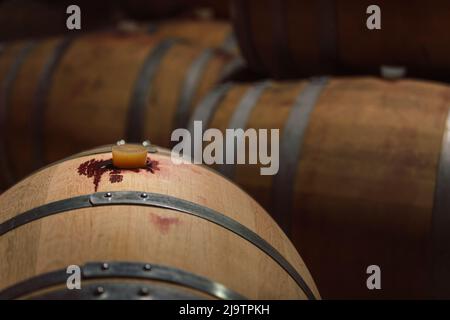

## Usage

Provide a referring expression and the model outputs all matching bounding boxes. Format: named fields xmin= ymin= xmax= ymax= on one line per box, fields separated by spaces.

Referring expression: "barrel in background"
xmin=231 ymin=0 xmax=450 ymax=80
xmin=0 ymin=0 xmax=233 ymax=42
xmin=187 ymin=77 xmax=450 ymax=299
xmin=0 ymin=30 xmax=242 ymax=189
xmin=117 ymin=18 xmax=239 ymax=54
xmin=147 ymin=19 xmax=238 ymax=54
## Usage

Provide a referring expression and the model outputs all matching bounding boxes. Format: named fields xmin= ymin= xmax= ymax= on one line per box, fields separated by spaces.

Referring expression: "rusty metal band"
xmin=126 ymin=39 xmax=177 ymax=142
xmin=271 ymin=77 xmax=328 ymax=235
xmin=31 ymin=37 xmax=74 ymax=170
xmin=188 ymin=83 xmax=233 ymax=133
xmin=432 ymin=107 xmax=450 ymax=298
xmin=230 ymin=0 xmax=265 ymax=73
xmin=317 ymin=0 xmax=338 ymax=73
xmin=219 ymin=57 xmax=245 ymax=82
xmin=175 ymin=49 xmax=214 ymax=130
xmin=0 ymin=191 xmax=317 ymax=300
xmin=218 ymin=81 xmax=269 ymax=179
xmin=0 ymin=41 xmax=38 ymax=188
xmin=187 ymin=83 xmax=233 ymax=162
xmin=0 ymin=261 xmax=245 ymax=300
xmin=221 ymin=32 xmax=238 ymax=53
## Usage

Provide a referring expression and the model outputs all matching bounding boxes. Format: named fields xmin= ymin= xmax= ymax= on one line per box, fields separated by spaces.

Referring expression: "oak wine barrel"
xmin=118 ymin=19 xmax=239 ymax=54
xmin=148 ymin=19 xmax=238 ymax=54
xmin=187 ymin=76 xmax=450 ymax=299
xmin=0 ymin=145 xmax=319 ymax=300
xmin=0 ymin=31 xmax=242 ymax=189
xmin=231 ymin=0 xmax=450 ymax=79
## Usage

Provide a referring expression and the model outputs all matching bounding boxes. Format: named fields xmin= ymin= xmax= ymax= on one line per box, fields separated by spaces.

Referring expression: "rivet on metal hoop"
xmin=104 ymin=192 xmax=112 ymax=199
xmin=101 ymin=263 xmax=109 ymax=271
xmin=143 ymin=264 xmax=152 ymax=271
xmin=94 ymin=286 xmax=105 ymax=296
xmin=140 ymin=193 xmax=148 ymax=199
xmin=139 ymin=287 xmax=150 ymax=296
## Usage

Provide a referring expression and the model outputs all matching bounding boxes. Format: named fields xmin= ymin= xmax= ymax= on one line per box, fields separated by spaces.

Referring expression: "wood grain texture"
xmin=202 ymin=77 xmax=450 ymax=298
xmin=0 ymin=148 xmax=319 ymax=300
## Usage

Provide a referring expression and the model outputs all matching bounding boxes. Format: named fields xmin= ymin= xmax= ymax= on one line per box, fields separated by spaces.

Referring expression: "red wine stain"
xmin=150 ymin=214 xmax=179 ymax=234
xmin=109 ymin=174 xmax=123 ymax=183
xmin=77 ymin=157 xmax=160 ymax=191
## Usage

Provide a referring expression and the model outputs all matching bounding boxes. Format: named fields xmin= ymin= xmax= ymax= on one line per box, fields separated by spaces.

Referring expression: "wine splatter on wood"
xmin=77 ymin=157 xmax=159 ymax=191
xmin=150 ymin=214 xmax=180 ymax=234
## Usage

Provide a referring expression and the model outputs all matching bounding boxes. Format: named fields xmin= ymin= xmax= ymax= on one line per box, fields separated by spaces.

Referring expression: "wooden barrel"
xmin=231 ymin=0 xmax=450 ymax=79
xmin=0 ymin=31 xmax=242 ymax=189
xmin=186 ymin=76 xmax=450 ymax=299
xmin=119 ymin=19 xmax=239 ymax=54
xmin=0 ymin=145 xmax=319 ymax=300
xmin=149 ymin=19 xmax=238 ymax=54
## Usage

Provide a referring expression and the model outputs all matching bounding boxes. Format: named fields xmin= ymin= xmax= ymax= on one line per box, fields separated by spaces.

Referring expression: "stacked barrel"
xmin=232 ymin=0 xmax=450 ymax=80
xmin=1 ymin=0 xmax=450 ymax=300
xmin=0 ymin=30 xmax=241 ymax=188
xmin=223 ymin=0 xmax=450 ymax=299
xmin=188 ymin=77 xmax=450 ymax=299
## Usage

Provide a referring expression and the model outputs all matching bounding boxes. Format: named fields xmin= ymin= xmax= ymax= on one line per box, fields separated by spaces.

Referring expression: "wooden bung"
xmin=112 ymin=144 xmax=148 ymax=169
